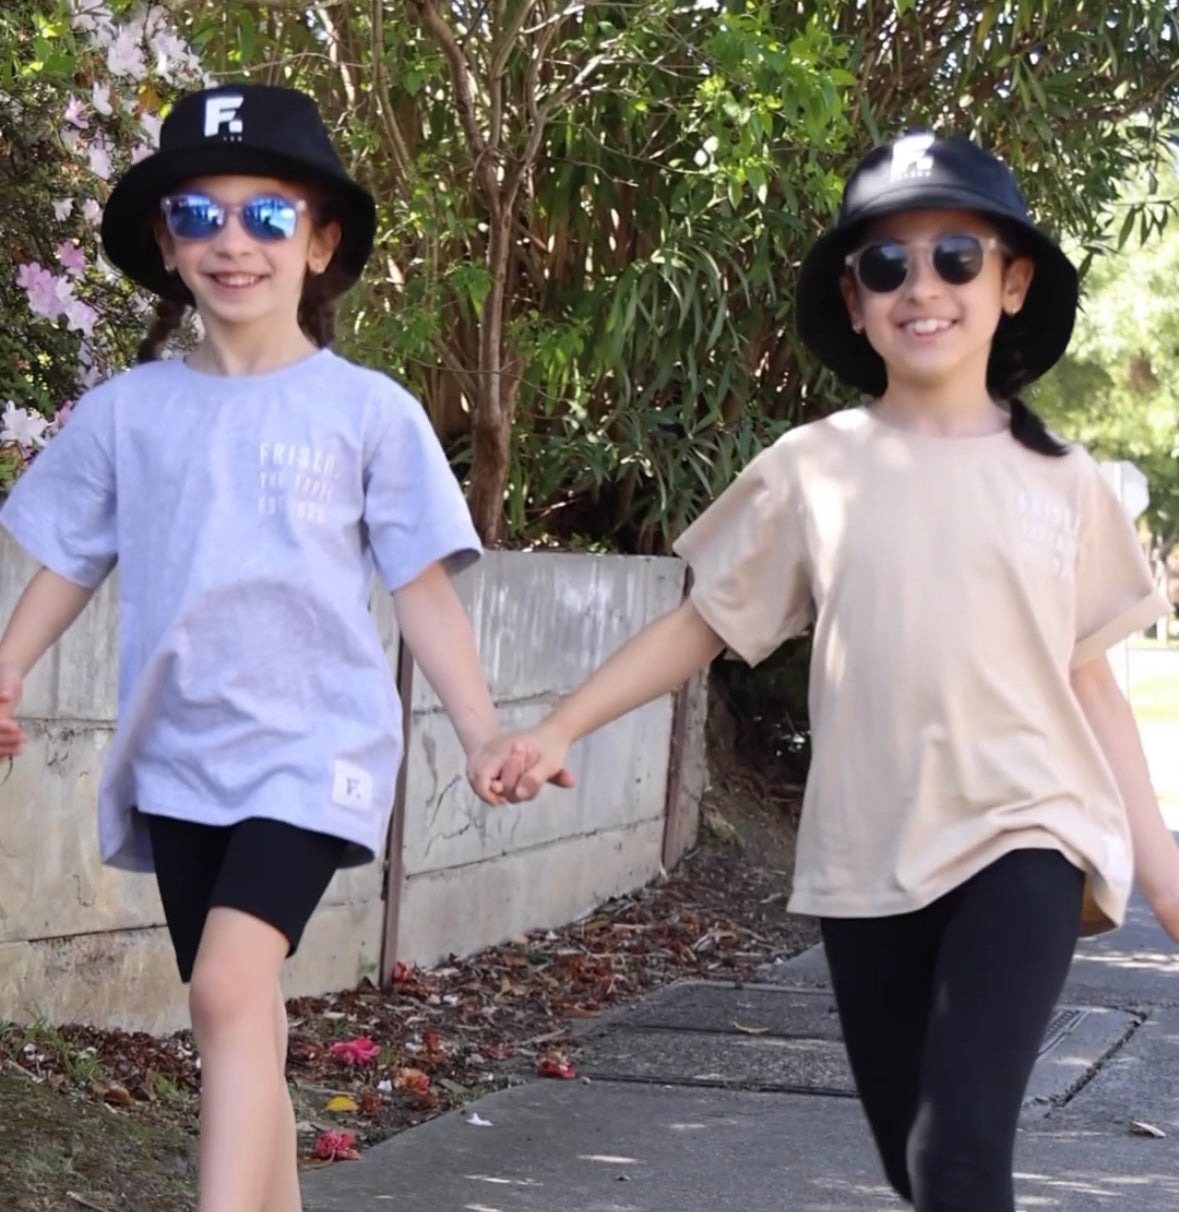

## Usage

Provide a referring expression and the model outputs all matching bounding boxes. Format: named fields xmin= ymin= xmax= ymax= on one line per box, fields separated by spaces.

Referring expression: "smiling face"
xmin=155 ymin=173 xmax=340 ymax=346
xmin=839 ymin=208 xmax=1034 ymax=402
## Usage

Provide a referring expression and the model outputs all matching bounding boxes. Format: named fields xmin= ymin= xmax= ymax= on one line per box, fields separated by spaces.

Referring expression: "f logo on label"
xmin=890 ymin=133 xmax=935 ymax=182
xmin=204 ymin=95 xmax=244 ymax=139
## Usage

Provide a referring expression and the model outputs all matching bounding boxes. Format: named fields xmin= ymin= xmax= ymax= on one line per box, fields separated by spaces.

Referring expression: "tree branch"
xmin=370 ymin=0 xmax=413 ymax=177
xmin=408 ymin=0 xmax=501 ymax=219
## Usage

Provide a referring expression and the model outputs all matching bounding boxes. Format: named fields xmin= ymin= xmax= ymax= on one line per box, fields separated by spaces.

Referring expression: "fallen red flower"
xmin=312 ymin=1129 xmax=360 ymax=1162
xmin=537 ymin=1056 xmax=577 ymax=1080
xmin=329 ymin=1036 xmax=380 ymax=1065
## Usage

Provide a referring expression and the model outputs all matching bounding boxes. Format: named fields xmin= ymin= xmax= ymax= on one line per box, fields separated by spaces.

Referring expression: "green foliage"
xmin=1035 ymin=162 xmax=1179 ymax=547
xmin=10 ymin=1 xmax=1179 ymax=545
xmin=172 ymin=0 xmax=1179 ymax=550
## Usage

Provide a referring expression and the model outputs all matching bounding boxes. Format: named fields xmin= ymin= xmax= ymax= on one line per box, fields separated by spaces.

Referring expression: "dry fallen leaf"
xmin=324 ymin=1094 xmax=358 ymax=1113
xmin=1129 ymin=1120 xmax=1167 ymax=1139
xmin=102 ymin=1082 xmax=134 ymax=1108
xmin=393 ymin=1066 xmax=431 ymax=1092
xmin=733 ymin=1022 xmax=770 ymax=1035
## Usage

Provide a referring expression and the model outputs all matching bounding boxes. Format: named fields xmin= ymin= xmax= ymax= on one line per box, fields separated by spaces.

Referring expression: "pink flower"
xmin=151 ymin=30 xmax=194 ymax=80
xmin=329 ymin=1036 xmax=380 ymax=1065
xmin=57 ymin=240 xmax=86 ymax=277
xmin=1 ymin=402 xmax=50 ymax=449
xmin=107 ymin=28 xmax=146 ymax=78
xmin=63 ymin=95 xmax=89 ymax=130
xmin=53 ymin=198 xmax=75 ymax=221
xmin=92 ymin=81 xmax=113 ymax=116
xmin=16 ymin=263 xmax=62 ymax=320
xmin=65 ymin=300 xmax=97 ymax=336
xmin=139 ymin=112 xmax=162 ymax=148
xmin=82 ymin=199 xmax=103 ymax=226
xmin=130 ymin=142 xmax=153 ymax=165
xmin=87 ymin=139 xmax=112 ymax=181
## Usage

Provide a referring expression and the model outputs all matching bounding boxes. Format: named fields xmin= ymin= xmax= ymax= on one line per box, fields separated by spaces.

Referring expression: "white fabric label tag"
xmin=332 ymin=760 xmax=373 ymax=812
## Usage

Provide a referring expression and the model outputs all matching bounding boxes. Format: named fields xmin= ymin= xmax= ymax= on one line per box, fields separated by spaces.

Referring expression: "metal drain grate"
xmin=1038 ymin=1007 xmax=1088 ymax=1057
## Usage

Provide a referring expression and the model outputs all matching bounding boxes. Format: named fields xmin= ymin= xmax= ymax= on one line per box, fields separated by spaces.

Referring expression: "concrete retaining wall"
xmin=0 ymin=536 xmax=703 ymax=1032
xmin=393 ymin=552 xmax=690 ymax=967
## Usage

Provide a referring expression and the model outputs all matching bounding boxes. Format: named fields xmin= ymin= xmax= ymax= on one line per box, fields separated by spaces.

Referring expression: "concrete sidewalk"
xmin=301 ymin=887 xmax=1179 ymax=1211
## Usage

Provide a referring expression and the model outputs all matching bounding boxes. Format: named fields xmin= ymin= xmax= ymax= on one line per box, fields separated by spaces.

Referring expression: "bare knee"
xmin=189 ymin=952 xmax=270 ymax=1039
xmin=188 ymin=913 xmax=288 ymax=1042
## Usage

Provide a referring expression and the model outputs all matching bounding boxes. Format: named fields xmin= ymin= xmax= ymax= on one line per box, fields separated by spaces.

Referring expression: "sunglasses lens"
xmin=855 ymin=242 xmax=909 ymax=293
xmin=242 ymin=197 xmax=301 ymax=241
xmin=932 ymin=234 xmax=986 ymax=284
xmin=164 ymin=195 xmax=223 ymax=239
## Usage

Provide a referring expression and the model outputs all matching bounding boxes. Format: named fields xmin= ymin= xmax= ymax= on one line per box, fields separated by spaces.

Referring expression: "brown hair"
xmin=136 ymin=193 xmax=349 ymax=363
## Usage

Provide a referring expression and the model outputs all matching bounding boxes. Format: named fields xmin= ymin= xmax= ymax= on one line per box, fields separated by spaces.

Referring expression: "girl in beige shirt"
xmin=469 ymin=133 xmax=1176 ymax=1212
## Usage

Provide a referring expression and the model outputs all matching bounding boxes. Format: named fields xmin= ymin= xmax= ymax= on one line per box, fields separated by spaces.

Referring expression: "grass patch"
xmin=0 ymin=1070 xmax=195 ymax=1212
xmin=1130 ymin=673 xmax=1179 ymax=726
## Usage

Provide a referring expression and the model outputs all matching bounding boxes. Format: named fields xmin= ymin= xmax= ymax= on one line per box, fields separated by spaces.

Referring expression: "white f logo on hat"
xmin=204 ymin=94 xmax=244 ymax=139
xmin=890 ymin=134 xmax=934 ymax=182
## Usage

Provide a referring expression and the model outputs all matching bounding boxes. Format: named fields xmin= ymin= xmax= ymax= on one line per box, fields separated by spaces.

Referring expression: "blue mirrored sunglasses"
xmin=160 ymin=193 xmax=309 ymax=242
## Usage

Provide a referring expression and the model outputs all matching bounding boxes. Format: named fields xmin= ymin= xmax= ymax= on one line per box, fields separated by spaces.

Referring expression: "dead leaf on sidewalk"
xmin=1129 ymin=1120 xmax=1167 ymax=1138
xmin=732 ymin=1022 xmax=770 ymax=1035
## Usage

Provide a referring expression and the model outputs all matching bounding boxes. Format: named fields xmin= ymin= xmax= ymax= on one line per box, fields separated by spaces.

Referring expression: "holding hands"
xmin=468 ymin=720 xmax=576 ymax=804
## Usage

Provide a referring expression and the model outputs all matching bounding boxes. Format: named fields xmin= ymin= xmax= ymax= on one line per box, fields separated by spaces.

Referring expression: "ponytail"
xmin=1007 ymin=396 xmax=1068 ymax=457
xmin=987 ymin=303 xmax=1068 ymax=459
xmin=137 ymin=295 xmax=190 ymax=363
xmin=298 ymin=267 xmax=342 ymax=348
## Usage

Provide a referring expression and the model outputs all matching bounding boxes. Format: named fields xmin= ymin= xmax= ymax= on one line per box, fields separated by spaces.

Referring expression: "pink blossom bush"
xmin=1 ymin=1 xmax=207 ymax=495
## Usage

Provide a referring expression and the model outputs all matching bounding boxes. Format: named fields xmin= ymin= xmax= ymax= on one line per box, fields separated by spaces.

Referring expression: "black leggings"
xmin=821 ymin=849 xmax=1084 ymax=1212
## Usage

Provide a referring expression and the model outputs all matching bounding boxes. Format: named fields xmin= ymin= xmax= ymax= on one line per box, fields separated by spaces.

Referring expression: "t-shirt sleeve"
xmin=0 ymin=392 xmax=117 ymax=588
xmin=1071 ymin=455 xmax=1169 ymax=669
xmin=362 ymin=384 xmax=482 ymax=592
xmin=672 ymin=440 xmax=812 ymax=666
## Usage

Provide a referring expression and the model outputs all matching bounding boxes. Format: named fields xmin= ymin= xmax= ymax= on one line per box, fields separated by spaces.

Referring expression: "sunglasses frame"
xmin=159 ymin=193 xmax=310 ymax=242
xmin=844 ymin=233 xmax=1008 ymax=294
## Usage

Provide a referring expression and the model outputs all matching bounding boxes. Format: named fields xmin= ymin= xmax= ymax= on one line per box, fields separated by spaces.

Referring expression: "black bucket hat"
xmin=795 ymin=132 xmax=1078 ymax=396
xmin=101 ymin=83 xmax=376 ymax=302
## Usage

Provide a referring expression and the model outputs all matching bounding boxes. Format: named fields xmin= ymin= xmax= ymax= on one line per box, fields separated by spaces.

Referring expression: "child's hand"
xmin=1148 ymin=885 xmax=1179 ymax=945
xmin=467 ymin=724 xmax=576 ymax=805
xmin=0 ymin=660 xmax=25 ymax=758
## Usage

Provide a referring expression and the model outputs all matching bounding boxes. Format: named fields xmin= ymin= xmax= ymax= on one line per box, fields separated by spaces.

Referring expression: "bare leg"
xmin=261 ymin=982 xmax=302 ymax=1212
xmin=190 ymin=908 xmax=290 ymax=1212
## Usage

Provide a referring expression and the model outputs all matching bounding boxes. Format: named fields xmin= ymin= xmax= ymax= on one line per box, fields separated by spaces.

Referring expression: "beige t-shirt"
xmin=674 ymin=407 xmax=1169 ymax=934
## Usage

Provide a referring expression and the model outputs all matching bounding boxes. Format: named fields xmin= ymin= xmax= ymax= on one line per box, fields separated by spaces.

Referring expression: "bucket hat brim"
xmin=796 ymin=163 xmax=1079 ymax=397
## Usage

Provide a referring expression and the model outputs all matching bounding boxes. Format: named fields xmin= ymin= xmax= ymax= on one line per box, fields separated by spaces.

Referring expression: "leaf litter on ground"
xmin=0 ymin=836 xmax=817 ymax=1167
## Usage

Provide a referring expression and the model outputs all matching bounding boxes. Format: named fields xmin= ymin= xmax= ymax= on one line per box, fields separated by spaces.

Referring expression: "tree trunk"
xmin=465 ymin=207 xmax=518 ymax=546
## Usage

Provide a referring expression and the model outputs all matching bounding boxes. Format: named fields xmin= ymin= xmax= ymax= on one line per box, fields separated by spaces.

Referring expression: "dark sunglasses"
xmin=845 ymin=233 xmax=1007 ymax=294
xmin=160 ymin=193 xmax=309 ymax=242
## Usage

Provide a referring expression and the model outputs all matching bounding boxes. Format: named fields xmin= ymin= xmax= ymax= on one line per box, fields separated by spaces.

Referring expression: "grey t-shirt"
xmin=0 ymin=349 xmax=481 ymax=871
